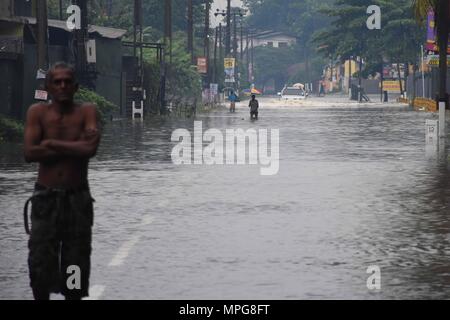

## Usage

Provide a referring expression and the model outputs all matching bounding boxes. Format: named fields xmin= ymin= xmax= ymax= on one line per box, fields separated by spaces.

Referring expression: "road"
xmin=1 ymin=95 xmax=450 ymax=299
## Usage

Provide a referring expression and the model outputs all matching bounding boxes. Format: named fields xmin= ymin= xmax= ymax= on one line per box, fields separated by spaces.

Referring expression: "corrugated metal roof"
xmin=254 ymin=30 xmax=296 ymax=39
xmin=0 ymin=17 xmax=127 ymax=39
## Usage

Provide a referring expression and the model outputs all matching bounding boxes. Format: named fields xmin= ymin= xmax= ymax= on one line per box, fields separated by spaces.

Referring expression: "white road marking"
xmin=84 ymin=285 xmax=106 ymax=300
xmin=108 ymin=234 xmax=141 ymax=267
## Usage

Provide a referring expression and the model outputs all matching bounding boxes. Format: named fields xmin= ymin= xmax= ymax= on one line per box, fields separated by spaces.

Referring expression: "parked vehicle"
xmin=278 ymin=86 xmax=307 ymax=100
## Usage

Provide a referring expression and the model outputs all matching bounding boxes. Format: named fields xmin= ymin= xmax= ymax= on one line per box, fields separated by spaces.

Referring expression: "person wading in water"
xmin=23 ymin=62 xmax=100 ymax=300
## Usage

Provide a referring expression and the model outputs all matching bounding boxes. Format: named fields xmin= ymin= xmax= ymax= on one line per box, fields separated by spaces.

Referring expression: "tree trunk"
xmin=187 ymin=0 xmax=193 ymax=64
xmin=397 ymin=63 xmax=404 ymax=97
xmin=412 ymin=64 xmax=417 ymax=107
xmin=380 ymin=60 xmax=384 ymax=102
xmin=358 ymin=57 xmax=362 ymax=102
xmin=348 ymin=57 xmax=352 ymax=95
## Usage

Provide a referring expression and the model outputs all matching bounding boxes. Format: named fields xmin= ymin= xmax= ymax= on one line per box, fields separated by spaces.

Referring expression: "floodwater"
xmin=2 ymin=95 xmax=450 ymax=299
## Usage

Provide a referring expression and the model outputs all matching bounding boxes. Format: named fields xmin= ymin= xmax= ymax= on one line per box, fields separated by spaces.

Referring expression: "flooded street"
xmin=2 ymin=95 xmax=450 ymax=299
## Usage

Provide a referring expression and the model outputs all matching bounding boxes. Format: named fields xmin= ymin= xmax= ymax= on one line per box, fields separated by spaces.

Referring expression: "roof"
xmin=0 ymin=16 xmax=127 ymax=39
xmin=253 ymin=30 xmax=296 ymax=40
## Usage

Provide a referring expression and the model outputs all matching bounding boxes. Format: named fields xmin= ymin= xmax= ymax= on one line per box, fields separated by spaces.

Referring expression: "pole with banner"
xmin=224 ymin=57 xmax=235 ymax=85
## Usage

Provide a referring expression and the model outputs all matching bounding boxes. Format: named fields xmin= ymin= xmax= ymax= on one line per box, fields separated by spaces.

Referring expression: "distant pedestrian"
xmin=249 ymin=94 xmax=259 ymax=120
xmin=228 ymin=91 xmax=237 ymax=113
xmin=318 ymin=80 xmax=325 ymax=97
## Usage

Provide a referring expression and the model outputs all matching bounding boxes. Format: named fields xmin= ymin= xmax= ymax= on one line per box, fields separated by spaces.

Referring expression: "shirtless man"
xmin=23 ymin=62 xmax=100 ymax=300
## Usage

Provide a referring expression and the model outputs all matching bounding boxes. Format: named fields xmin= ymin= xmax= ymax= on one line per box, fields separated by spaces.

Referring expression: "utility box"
xmin=426 ymin=119 xmax=438 ymax=144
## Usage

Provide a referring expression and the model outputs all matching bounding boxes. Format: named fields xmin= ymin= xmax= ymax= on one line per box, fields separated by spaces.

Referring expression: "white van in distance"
xmin=278 ymin=85 xmax=308 ymax=100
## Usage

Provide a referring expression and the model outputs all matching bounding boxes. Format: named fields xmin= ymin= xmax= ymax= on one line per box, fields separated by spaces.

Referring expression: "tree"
xmin=243 ymin=0 xmax=333 ymax=85
xmin=314 ymin=0 xmax=426 ymax=98
xmin=413 ymin=0 xmax=449 ymax=103
xmin=379 ymin=0 xmax=425 ymax=96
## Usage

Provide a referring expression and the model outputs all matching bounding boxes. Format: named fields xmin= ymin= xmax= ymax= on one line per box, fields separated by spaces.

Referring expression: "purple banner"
xmin=426 ymin=10 xmax=450 ymax=54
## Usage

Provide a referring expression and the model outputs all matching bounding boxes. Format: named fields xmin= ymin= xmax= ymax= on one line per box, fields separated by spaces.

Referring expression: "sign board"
xmin=426 ymin=119 xmax=438 ymax=144
xmin=426 ymin=10 xmax=450 ymax=54
xmin=197 ymin=57 xmax=208 ymax=74
xmin=426 ymin=54 xmax=450 ymax=67
xmin=224 ymin=58 xmax=235 ymax=83
xmin=380 ymin=80 xmax=405 ymax=92
xmin=383 ymin=64 xmax=405 ymax=80
xmin=210 ymin=83 xmax=218 ymax=96
xmin=34 ymin=90 xmax=48 ymax=101
xmin=36 ymin=69 xmax=46 ymax=80
xmin=86 ymin=39 xmax=97 ymax=63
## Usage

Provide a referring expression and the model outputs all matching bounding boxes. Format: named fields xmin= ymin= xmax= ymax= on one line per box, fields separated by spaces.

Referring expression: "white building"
xmin=251 ymin=30 xmax=297 ymax=49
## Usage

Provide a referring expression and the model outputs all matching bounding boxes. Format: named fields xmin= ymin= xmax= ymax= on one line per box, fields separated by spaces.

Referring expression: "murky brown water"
xmin=2 ymin=96 xmax=450 ymax=299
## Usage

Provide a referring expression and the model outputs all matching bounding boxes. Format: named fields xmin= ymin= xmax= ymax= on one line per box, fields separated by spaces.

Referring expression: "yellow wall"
xmin=344 ymin=60 xmax=358 ymax=77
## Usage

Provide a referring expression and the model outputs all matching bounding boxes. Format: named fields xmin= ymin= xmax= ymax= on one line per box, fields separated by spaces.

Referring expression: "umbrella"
xmin=251 ymin=87 xmax=262 ymax=95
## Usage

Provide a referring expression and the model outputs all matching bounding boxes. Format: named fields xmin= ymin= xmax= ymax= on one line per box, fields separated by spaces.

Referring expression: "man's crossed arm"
xmin=24 ymin=104 xmax=101 ymax=163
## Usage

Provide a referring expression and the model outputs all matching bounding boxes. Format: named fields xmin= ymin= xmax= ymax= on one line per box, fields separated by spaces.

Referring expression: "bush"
xmin=0 ymin=115 xmax=24 ymax=142
xmin=74 ymin=87 xmax=119 ymax=123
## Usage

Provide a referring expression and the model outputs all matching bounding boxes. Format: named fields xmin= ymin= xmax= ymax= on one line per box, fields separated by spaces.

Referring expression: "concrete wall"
xmin=0 ymin=0 xmax=13 ymax=18
xmin=0 ymin=58 xmax=22 ymax=119
xmin=406 ymin=68 xmax=450 ymax=100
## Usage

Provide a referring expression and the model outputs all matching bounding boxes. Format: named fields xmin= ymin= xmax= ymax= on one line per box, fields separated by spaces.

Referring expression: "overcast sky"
xmin=211 ymin=0 xmax=246 ymax=27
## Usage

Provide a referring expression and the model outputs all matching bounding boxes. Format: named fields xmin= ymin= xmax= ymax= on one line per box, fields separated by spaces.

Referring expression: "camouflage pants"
xmin=24 ymin=183 xmax=95 ymax=298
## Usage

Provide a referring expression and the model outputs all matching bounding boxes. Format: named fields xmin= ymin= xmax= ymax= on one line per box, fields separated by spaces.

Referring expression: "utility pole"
xmin=204 ymin=0 xmax=210 ymax=84
xmin=162 ymin=0 xmax=172 ymax=114
xmin=246 ymin=29 xmax=250 ymax=82
xmin=218 ymin=23 xmax=223 ymax=84
xmin=36 ymin=0 xmax=48 ymax=73
xmin=226 ymin=0 xmax=231 ymax=56
xmin=133 ymin=0 xmax=143 ymax=87
xmin=233 ymin=11 xmax=237 ymax=61
xmin=213 ymin=25 xmax=218 ymax=84
xmin=164 ymin=0 xmax=172 ymax=64
xmin=59 ymin=0 xmax=63 ymax=20
xmin=240 ymin=17 xmax=243 ymax=62
xmin=250 ymin=31 xmax=254 ymax=84
xmin=72 ymin=0 xmax=91 ymax=88
xmin=187 ymin=0 xmax=194 ymax=64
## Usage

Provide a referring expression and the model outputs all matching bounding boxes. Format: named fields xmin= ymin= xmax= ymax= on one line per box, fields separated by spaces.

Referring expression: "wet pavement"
xmin=2 ymin=95 xmax=450 ymax=299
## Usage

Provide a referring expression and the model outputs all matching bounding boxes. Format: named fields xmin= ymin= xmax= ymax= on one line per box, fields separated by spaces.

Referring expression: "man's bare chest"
xmin=41 ymin=110 xmax=84 ymax=140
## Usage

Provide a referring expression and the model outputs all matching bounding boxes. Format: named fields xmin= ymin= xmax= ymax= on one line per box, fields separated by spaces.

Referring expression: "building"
xmin=250 ymin=30 xmax=296 ymax=49
xmin=0 ymin=1 xmax=127 ymax=120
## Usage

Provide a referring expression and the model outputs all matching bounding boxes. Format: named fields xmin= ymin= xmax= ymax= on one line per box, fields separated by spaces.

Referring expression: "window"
xmin=279 ymin=42 xmax=288 ymax=48
xmin=267 ymin=42 xmax=273 ymax=47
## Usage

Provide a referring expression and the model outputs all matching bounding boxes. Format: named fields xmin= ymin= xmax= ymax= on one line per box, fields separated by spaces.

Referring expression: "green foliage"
xmin=313 ymin=0 xmax=425 ymax=81
xmin=244 ymin=0 xmax=333 ymax=84
xmin=0 ymin=115 xmax=24 ymax=142
xmin=142 ymin=31 xmax=202 ymax=103
xmin=74 ymin=87 xmax=119 ymax=122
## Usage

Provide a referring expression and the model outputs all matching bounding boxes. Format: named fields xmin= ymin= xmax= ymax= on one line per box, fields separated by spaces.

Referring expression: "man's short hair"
xmin=252 ymin=94 xmax=256 ymax=98
xmin=45 ymin=62 xmax=77 ymax=86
